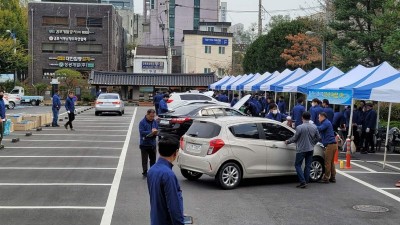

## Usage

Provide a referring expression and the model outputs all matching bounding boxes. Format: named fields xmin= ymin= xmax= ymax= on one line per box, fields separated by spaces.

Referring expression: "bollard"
xmin=345 ymin=138 xmax=352 ymax=169
xmin=36 ymin=127 xmax=42 ymax=132
xmin=334 ymin=135 xmax=339 ymax=164
xmin=11 ymin=138 xmax=20 ymax=143
xmin=340 ymin=160 xmax=344 ymax=169
xmin=25 ymin=132 xmax=32 ymax=136
xmin=45 ymin=124 xmax=50 ymax=127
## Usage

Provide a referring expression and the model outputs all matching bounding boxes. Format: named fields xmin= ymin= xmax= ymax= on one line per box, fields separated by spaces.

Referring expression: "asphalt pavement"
xmin=0 ymin=106 xmax=399 ymax=225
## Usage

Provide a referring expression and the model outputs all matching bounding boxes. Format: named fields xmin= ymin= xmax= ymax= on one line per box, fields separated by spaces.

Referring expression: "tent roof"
xmin=209 ymin=76 xmax=230 ymax=89
xmin=353 ymin=73 xmax=400 ymax=102
xmin=260 ymin=68 xmax=305 ymax=91
xmin=229 ymin=74 xmax=257 ymax=90
xmin=273 ymin=68 xmax=324 ymax=92
xmin=220 ymin=75 xmax=243 ymax=90
xmin=243 ymin=72 xmax=273 ymax=91
xmin=236 ymin=73 xmax=262 ymax=90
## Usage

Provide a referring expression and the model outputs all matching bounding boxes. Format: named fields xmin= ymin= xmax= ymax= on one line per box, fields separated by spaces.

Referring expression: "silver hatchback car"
xmin=95 ymin=93 xmax=125 ymax=116
xmin=177 ymin=117 xmax=325 ymax=189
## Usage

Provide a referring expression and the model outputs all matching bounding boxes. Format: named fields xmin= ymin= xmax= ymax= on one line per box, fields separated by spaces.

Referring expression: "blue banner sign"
xmin=142 ymin=61 xmax=164 ymax=69
xmin=202 ymin=37 xmax=229 ymax=46
xmin=307 ymin=89 xmax=353 ymax=105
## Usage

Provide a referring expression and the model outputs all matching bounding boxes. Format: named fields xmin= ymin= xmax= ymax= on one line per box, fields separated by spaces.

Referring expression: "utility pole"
xmin=258 ymin=0 xmax=262 ymax=36
xmin=165 ymin=0 xmax=172 ymax=74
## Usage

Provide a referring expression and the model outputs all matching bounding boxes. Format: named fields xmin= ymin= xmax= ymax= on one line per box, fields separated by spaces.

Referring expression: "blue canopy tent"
xmin=209 ymin=76 xmax=230 ymax=89
xmin=236 ymin=73 xmax=261 ymax=91
xmin=249 ymin=71 xmax=280 ymax=91
xmin=214 ymin=76 xmax=235 ymax=90
xmin=297 ymin=67 xmax=344 ymax=94
xmin=260 ymin=68 xmax=306 ymax=92
xmin=228 ymin=74 xmax=255 ymax=91
xmin=219 ymin=75 xmax=243 ymax=90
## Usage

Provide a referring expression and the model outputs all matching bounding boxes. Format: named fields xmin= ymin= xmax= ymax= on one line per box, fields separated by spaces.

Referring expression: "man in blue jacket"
xmin=0 ymin=90 xmax=6 ymax=149
xmin=278 ymin=96 xmax=286 ymax=114
xmin=52 ymin=90 xmax=62 ymax=127
xmin=230 ymin=94 xmax=239 ymax=107
xmin=317 ymin=112 xmax=337 ymax=183
xmin=153 ymin=92 xmax=163 ymax=114
xmin=362 ymin=103 xmax=377 ymax=154
xmin=322 ymin=99 xmax=334 ymax=123
xmin=266 ymin=103 xmax=287 ymax=122
xmin=147 ymin=136 xmax=184 ymax=225
xmin=310 ymin=98 xmax=323 ymax=126
xmin=292 ymin=98 xmax=305 ymax=128
xmin=158 ymin=94 xmax=170 ymax=115
xmin=64 ymin=91 xmax=76 ymax=131
xmin=139 ymin=109 xmax=159 ymax=177
xmin=218 ymin=92 xmax=229 ymax=103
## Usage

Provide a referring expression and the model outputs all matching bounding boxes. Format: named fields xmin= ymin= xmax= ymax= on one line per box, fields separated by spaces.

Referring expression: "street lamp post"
xmin=6 ymin=30 xmax=17 ymax=87
xmin=305 ymin=31 xmax=326 ymax=70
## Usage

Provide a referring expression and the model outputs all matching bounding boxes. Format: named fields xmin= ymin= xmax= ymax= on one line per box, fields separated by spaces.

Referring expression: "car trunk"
xmin=181 ymin=121 xmax=222 ymax=157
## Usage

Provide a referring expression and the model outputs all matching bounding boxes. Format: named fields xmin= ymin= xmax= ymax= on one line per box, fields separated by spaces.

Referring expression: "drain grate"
xmin=353 ymin=205 xmax=389 ymax=213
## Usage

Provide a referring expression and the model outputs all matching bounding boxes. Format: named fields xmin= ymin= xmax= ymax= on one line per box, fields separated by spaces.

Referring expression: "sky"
xmin=133 ymin=0 xmax=323 ymax=29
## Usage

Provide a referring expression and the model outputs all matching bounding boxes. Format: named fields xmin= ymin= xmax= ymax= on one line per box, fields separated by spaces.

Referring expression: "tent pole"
xmin=274 ymin=92 xmax=277 ymax=102
xmin=288 ymin=93 xmax=292 ymax=116
xmin=305 ymin=95 xmax=308 ymax=111
xmin=383 ymin=102 xmax=392 ymax=170
xmin=376 ymin=102 xmax=380 ymax=130
xmin=347 ymin=99 xmax=355 ymax=139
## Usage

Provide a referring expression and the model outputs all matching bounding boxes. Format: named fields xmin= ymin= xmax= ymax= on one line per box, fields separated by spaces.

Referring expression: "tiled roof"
xmin=89 ymin=71 xmax=216 ymax=87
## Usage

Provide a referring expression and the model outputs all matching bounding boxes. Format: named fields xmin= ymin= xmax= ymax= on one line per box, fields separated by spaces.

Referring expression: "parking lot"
xmin=0 ymin=106 xmax=399 ymax=225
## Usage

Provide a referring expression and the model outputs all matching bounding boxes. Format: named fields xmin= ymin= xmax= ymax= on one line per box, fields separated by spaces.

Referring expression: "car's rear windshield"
xmin=98 ymin=95 xmax=119 ymax=99
xmin=171 ymin=105 xmax=204 ymax=115
xmin=180 ymin=94 xmax=212 ymax=101
xmin=186 ymin=121 xmax=221 ymax=138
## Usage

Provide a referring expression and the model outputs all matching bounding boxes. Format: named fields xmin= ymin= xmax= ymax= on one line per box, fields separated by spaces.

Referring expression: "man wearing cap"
xmin=317 ymin=112 xmax=338 ymax=183
xmin=362 ymin=103 xmax=377 ymax=154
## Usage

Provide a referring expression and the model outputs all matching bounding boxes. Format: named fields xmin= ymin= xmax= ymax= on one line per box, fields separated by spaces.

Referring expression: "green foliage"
xmin=243 ymin=18 xmax=315 ymax=73
xmin=265 ymin=15 xmax=291 ymax=32
xmin=0 ymin=0 xmax=28 ymax=48
xmin=0 ymin=38 xmax=29 ymax=72
xmin=35 ymin=83 xmax=49 ymax=96
xmin=379 ymin=103 xmax=400 ymax=122
xmin=81 ymin=92 xmax=95 ymax=102
xmin=330 ymin=0 xmax=400 ymax=70
xmin=0 ymin=80 xmax=17 ymax=93
xmin=55 ymin=69 xmax=85 ymax=94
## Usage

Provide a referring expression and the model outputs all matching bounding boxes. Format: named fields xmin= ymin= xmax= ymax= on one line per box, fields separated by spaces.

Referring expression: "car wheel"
xmin=118 ymin=112 xmax=122 ymax=116
xmin=122 ymin=110 xmax=125 ymax=114
xmin=310 ymin=157 xmax=325 ymax=182
xmin=8 ymin=101 xmax=15 ymax=110
xmin=181 ymin=169 xmax=202 ymax=181
xmin=95 ymin=112 xmax=100 ymax=116
xmin=31 ymin=100 xmax=37 ymax=106
xmin=216 ymin=162 xmax=242 ymax=190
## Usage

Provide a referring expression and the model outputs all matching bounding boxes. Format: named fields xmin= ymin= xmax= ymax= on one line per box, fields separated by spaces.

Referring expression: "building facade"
xmin=28 ymin=2 xmax=124 ymax=84
xmin=183 ymin=22 xmax=233 ymax=77
xmin=132 ymin=46 xmax=167 ymax=74
xmin=101 ymin=0 xmax=134 ymax=10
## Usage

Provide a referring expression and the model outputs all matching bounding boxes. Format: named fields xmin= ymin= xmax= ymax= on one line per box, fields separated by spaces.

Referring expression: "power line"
xmin=174 ymin=4 xmax=321 ymax=14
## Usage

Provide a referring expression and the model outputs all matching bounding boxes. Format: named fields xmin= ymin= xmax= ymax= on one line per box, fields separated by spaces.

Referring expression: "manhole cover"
xmin=353 ymin=205 xmax=389 ymax=213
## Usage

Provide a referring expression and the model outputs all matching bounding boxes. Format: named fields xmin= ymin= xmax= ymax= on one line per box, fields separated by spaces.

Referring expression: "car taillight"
xmin=171 ymin=117 xmax=191 ymax=124
xmin=207 ymin=139 xmax=225 ymax=155
xmin=167 ymin=99 xmax=173 ymax=103
xmin=96 ymin=101 xmax=103 ymax=104
xmin=180 ymin=136 xmax=185 ymax=150
xmin=16 ymin=98 xmax=21 ymax=100
xmin=112 ymin=101 xmax=121 ymax=104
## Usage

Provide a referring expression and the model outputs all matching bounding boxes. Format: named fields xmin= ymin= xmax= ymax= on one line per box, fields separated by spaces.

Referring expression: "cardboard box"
xmin=10 ymin=116 xmax=22 ymax=123
xmin=38 ymin=114 xmax=46 ymax=126
xmin=14 ymin=121 xmax=33 ymax=131
xmin=22 ymin=115 xmax=40 ymax=127
xmin=10 ymin=122 xmax=14 ymax=133
xmin=46 ymin=113 xmax=53 ymax=124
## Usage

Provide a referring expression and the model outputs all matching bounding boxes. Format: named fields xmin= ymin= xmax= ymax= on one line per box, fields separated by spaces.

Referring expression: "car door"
xmin=262 ymin=123 xmax=296 ymax=174
xmin=227 ymin=123 xmax=267 ymax=174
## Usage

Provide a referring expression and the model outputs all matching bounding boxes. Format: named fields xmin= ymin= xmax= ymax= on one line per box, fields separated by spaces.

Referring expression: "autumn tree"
xmin=55 ymin=69 xmax=86 ymax=97
xmin=280 ymin=33 xmax=322 ymax=70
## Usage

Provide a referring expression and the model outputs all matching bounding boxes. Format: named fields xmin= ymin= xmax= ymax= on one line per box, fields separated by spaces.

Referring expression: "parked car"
xmin=95 ymin=93 xmax=125 ymax=116
xmin=167 ymin=93 xmax=230 ymax=110
xmin=158 ymin=104 xmax=246 ymax=139
xmin=4 ymin=93 xmax=20 ymax=109
xmin=177 ymin=117 xmax=325 ymax=190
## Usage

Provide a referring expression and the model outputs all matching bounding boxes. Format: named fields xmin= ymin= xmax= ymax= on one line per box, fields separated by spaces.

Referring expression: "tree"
xmin=329 ymin=0 xmax=399 ymax=70
xmin=0 ymin=38 xmax=28 ymax=72
xmin=280 ymin=33 xmax=322 ymax=70
xmin=35 ymin=83 xmax=49 ymax=96
xmin=55 ymin=69 xmax=85 ymax=96
xmin=0 ymin=0 xmax=28 ymax=48
xmin=243 ymin=18 xmax=315 ymax=73
xmin=264 ymin=15 xmax=291 ymax=32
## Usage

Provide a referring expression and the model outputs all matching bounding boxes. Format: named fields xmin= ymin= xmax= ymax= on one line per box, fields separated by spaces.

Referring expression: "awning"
xmin=89 ymin=71 xmax=216 ymax=87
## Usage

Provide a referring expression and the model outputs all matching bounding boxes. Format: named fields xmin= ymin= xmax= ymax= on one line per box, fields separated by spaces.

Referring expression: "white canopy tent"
xmin=260 ymin=68 xmax=306 ymax=91
xmin=209 ymin=76 xmax=231 ymax=90
xmin=243 ymin=72 xmax=273 ymax=91
xmin=229 ymin=74 xmax=256 ymax=91
xmin=258 ymin=69 xmax=293 ymax=91
xmin=235 ymin=73 xmax=262 ymax=91
xmin=297 ymin=67 xmax=344 ymax=94
xmin=220 ymin=75 xmax=243 ymax=90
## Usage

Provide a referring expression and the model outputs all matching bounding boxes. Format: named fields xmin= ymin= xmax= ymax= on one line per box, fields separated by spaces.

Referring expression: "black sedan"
xmin=157 ymin=104 xmax=246 ymax=138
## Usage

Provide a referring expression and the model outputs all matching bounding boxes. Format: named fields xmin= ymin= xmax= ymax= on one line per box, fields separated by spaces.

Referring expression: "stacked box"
xmin=22 ymin=115 xmax=40 ymax=128
xmin=38 ymin=114 xmax=46 ymax=126
xmin=46 ymin=113 xmax=53 ymax=124
xmin=10 ymin=122 xmax=14 ymax=133
xmin=14 ymin=121 xmax=34 ymax=131
xmin=9 ymin=115 xmax=22 ymax=124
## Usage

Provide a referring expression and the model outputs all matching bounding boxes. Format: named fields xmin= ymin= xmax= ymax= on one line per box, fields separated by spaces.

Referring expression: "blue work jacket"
xmin=317 ymin=119 xmax=336 ymax=147
xmin=310 ymin=105 xmax=323 ymax=126
xmin=292 ymin=104 xmax=305 ymax=127
xmin=158 ymin=99 xmax=169 ymax=114
xmin=65 ymin=97 xmax=75 ymax=112
xmin=52 ymin=94 xmax=61 ymax=110
xmin=139 ymin=116 xmax=158 ymax=147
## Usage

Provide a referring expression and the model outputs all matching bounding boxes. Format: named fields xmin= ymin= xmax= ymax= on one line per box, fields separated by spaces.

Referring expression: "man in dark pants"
xmin=317 ymin=112 xmax=338 ymax=183
xmin=153 ymin=92 xmax=163 ymax=114
xmin=64 ymin=91 xmax=76 ymax=131
xmin=147 ymin=136 xmax=184 ymax=225
xmin=52 ymin=90 xmax=61 ymax=127
xmin=362 ymin=103 xmax=377 ymax=154
xmin=286 ymin=112 xmax=320 ymax=188
xmin=292 ymin=98 xmax=305 ymax=128
xmin=0 ymin=90 xmax=6 ymax=149
xmin=139 ymin=109 xmax=158 ymax=177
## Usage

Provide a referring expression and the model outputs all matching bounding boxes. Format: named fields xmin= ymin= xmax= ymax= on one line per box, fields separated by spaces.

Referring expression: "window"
xmin=201 ymin=109 xmax=213 ymax=116
xmin=204 ymin=68 xmax=211 ymax=73
xmin=77 ymin=17 xmax=103 ymax=27
xmin=230 ymin=123 xmax=260 ymax=139
xmin=42 ymin=43 xmax=68 ymax=53
xmin=205 ymin=46 xmax=211 ymax=54
xmin=151 ymin=0 xmax=155 ymax=9
xmin=186 ymin=121 xmax=221 ymax=138
xmin=171 ymin=49 xmax=177 ymax=56
xmin=42 ymin=16 xmax=69 ymax=26
xmin=219 ymin=47 xmax=225 ymax=54
xmin=207 ymin=27 xmax=215 ymax=32
xmin=225 ymin=108 xmax=244 ymax=116
xmin=218 ymin=68 xmax=225 ymax=76
xmin=193 ymin=0 xmax=200 ymax=30
xmin=76 ymin=44 xmax=103 ymax=54
xmin=262 ymin=123 xmax=294 ymax=141
xmin=222 ymin=28 xmax=228 ymax=33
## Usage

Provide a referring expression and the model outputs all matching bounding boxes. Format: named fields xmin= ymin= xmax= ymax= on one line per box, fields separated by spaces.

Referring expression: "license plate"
xmin=186 ymin=143 xmax=202 ymax=153
xmin=103 ymin=102 xmax=112 ymax=105
xmin=160 ymin=120 xmax=170 ymax=125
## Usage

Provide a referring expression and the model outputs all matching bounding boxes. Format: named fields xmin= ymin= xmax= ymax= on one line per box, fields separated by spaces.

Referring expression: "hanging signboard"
xmin=202 ymin=37 xmax=229 ymax=46
xmin=307 ymin=89 xmax=353 ymax=105
xmin=49 ymin=30 xmax=94 ymax=35
xmin=142 ymin=61 xmax=164 ymax=69
xmin=49 ymin=56 xmax=95 ymax=62
xmin=49 ymin=62 xmax=95 ymax=68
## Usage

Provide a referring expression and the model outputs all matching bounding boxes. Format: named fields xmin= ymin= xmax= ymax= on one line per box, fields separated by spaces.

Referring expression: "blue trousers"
xmin=295 ymin=151 xmax=313 ymax=184
xmin=52 ymin=108 xmax=59 ymax=126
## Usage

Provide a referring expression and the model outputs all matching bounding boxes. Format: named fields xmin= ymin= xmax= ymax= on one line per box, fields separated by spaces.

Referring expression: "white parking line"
xmin=0 ymin=156 xmax=119 ymax=158
xmin=367 ymin=161 xmax=400 ymax=164
xmin=40 ymin=129 xmax=128 ymax=132
xmin=0 ymin=167 xmax=117 ymax=170
xmin=337 ymin=170 xmax=400 ymax=203
xmin=100 ymin=107 xmax=137 ymax=225
xmin=5 ymin=147 xmax=121 ymax=149
xmin=0 ymin=183 xmax=111 ymax=186
xmin=341 ymin=171 xmax=400 ymax=175
xmin=4 ymin=139 xmax=124 ymax=143
xmin=351 ymin=162 xmax=377 ymax=172
xmin=380 ymin=188 xmax=400 ymax=190
xmin=377 ymin=162 xmax=400 ymax=171
xmin=70 ymin=126 xmax=128 ymax=128
xmin=11 ymin=134 xmax=126 ymax=137
xmin=0 ymin=206 xmax=105 ymax=209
